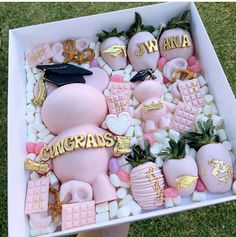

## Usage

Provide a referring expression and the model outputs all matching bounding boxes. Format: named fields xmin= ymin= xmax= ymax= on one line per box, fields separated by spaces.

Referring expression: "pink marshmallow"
xmin=26 ymin=142 xmax=36 ymax=154
xmin=35 ymin=142 xmax=45 ymax=156
xmin=189 ymin=64 xmax=201 ymax=73
xmin=143 ymin=134 xmax=155 ymax=145
xmin=109 ymin=158 xmax=120 ymax=174
xmin=157 ymin=57 xmax=167 ymax=71
xmin=187 ymin=56 xmax=197 ymax=66
xmin=117 ymin=170 xmax=130 ymax=183
xmin=164 ymin=187 xmax=179 ymax=198
xmin=110 ymin=75 xmax=124 ymax=83
xmin=196 ymin=178 xmax=206 ymax=192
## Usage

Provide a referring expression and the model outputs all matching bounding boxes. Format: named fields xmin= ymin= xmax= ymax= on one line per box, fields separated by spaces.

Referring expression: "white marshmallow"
xmin=103 ymin=89 xmax=110 ymax=97
xmin=96 ymin=202 xmax=109 ymax=213
xmin=230 ymin=151 xmax=235 ymax=164
xmin=26 ymin=114 xmax=35 ymax=124
xmin=210 ymin=103 xmax=218 ymax=115
xmin=200 ymin=86 xmax=209 ymax=96
xmin=155 ymin=156 xmax=164 ymax=168
xmin=109 ymin=201 xmax=118 ymax=219
xmin=30 ymin=222 xmax=58 ymax=236
xmin=204 ymin=94 xmax=214 ymax=104
xmin=162 ymin=84 xmax=168 ymax=94
xmin=27 ymin=153 xmax=36 ymax=160
xmin=168 ymin=129 xmax=180 ymax=142
xmin=38 ymin=129 xmax=50 ymax=139
xmin=129 ymin=99 xmax=133 ymax=106
xmin=26 ymin=91 xmax=34 ymax=104
xmin=110 ymin=174 xmax=121 ymax=187
xmin=35 ymin=112 xmax=42 ymax=122
xmin=116 ymin=188 xmax=128 ymax=199
xmin=94 ymin=42 xmax=101 ymax=58
xmin=202 ymin=105 xmax=212 ymax=116
xmin=27 ymin=72 xmax=36 ymax=84
xmin=129 ymin=200 xmax=142 ymax=215
xmin=188 ymin=148 xmax=197 ymax=159
xmin=24 ymin=64 xmax=31 ymax=73
xmin=96 ymin=57 xmax=106 ymax=68
xmin=117 ymin=155 xmax=129 ymax=166
xmin=164 ymin=197 xmax=174 ymax=208
xmin=150 ymin=143 xmax=162 ymax=156
xmin=43 ymin=134 xmax=55 ymax=144
xmin=164 ymin=93 xmax=173 ymax=103
xmin=119 ymin=194 xmax=133 ymax=207
xmin=32 ymin=68 xmax=41 ymax=74
xmin=124 ymin=64 xmax=133 ymax=74
xmin=130 ymin=137 xmax=138 ymax=147
xmin=120 ymin=181 xmax=131 ymax=188
xmin=34 ymin=73 xmax=41 ymax=81
xmin=89 ymin=42 xmax=96 ymax=49
xmin=96 ymin=212 xmax=109 ymax=223
xmin=131 ymin=118 xmax=141 ymax=126
xmin=79 ymin=63 xmax=90 ymax=69
xmin=123 ymin=73 xmax=131 ymax=82
xmin=197 ymin=76 xmax=207 ymax=87
xmin=173 ymin=195 xmax=181 ymax=206
xmin=103 ymin=64 xmax=112 ymax=76
xmin=120 ymin=163 xmax=133 ymax=173
xmin=132 ymin=97 xmax=140 ymax=108
xmin=28 ymin=124 xmax=36 ymax=135
xmin=137 ymin=138 xmax=145 ymax=151
xmin=47 ymin=171 xmax=59 ymax=188
xmin=125 ymin=126 xmax=134 ymax=137
xmin=166 ymin=112 xmax=173 ymax=120
xmin=26 ymin=82 xmax=34 ymax=92
xmin=129 ymin=107 xmax=135 ymax=116
xmin=130 ymin=71 xmax=137 ymax=79
xmin=26 ymin=104 xmax=36 ymax=115
xmin=153 ymin=132 xmax=165 ymax=143
xmin=217 ymin=129 xmax=227 ymax=142
xmin=28 ymin=133 xmax=37 ymax=142
xmin=30 ymin=171 xmax=40 ymax=180
xmin=117 ymin=206 xmax=131 ymax=218
xmin=232 ymin=181 xmax=236 ymax=195
xmin=212 ymin=115 xmax=223 ymax=127
xmin=192 ymin=191 xmax=206 ymax=202
xmin=222 ymin=141 xmax=232 ymax=151
xmin=162 ymin=138 xmax=170 ymax=149
xmin=33 ymin=121 xmax=46 ymax=132
xmin=185 ymin=144 xmax=190 ymax=154
xmin=112 ymin=70 xmax=124 ymax=76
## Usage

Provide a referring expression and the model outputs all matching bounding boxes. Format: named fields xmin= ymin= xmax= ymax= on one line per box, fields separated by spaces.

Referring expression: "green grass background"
xmin=0 ymin=2 xmax=235 ymax=237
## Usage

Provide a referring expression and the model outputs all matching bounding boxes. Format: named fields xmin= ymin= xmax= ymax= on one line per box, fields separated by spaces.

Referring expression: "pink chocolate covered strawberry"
xmin=97 ymin=28 xmax=127 ymax=70
xmin=126 ymin=12 xmax=160 ymax=71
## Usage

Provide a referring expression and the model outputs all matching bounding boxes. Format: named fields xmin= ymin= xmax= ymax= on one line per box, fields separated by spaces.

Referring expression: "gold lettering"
xmin=143 ymin=39 xmax=159 ymax=53
xmin=104 ymin=133 xmax=115 ymax=147
xmin=40 ymin=146 xmax=50 ymax=162
xmin=54 ymin=140 xmax=66 ymax=156
xmin=96 ymin=133 xmax=106 ymax=148
xmin=63 ymin=136 xmax=75 ymax=152
xmin=49 ymin=145 xmax=57 ymax=159
xmin=162 ymin=37 xmax=171 ymax=50
xmin=86 ymin=133 xmax=98 ymax=149
xmin=170 ymin=35 xmax=181 ymax=48
xmin=74 ymin=135 xmax=86 ymax=149
xmin=182 ymin=34 xmax=192 ymax=48
xmin=135 ymin=43 xmax=145 ymax=56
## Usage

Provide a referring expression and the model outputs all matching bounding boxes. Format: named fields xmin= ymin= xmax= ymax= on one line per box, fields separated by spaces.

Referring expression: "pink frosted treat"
xmin=133 ymin=80 xmax=176 ymax=133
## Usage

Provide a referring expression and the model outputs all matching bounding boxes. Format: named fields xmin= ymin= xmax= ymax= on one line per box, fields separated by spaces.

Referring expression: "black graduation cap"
xmin=36 ymin=64 xmax=93 ymax=86
xmin=130 ymin=69 xmax=156 ymax=82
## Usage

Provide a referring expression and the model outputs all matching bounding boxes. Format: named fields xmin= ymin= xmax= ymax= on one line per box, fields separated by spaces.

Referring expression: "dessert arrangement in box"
xmin=23 ymin=10 xmax=236 ymax=236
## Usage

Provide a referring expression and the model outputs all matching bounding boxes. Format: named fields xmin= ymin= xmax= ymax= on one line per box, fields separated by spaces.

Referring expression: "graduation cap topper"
xmin=130 ymin=69 xmax=156 ymax=82
xmin=32 ymin=64 xmax=93 ymax=106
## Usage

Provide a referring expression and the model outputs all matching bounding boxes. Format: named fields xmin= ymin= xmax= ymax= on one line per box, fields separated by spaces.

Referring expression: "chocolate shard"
xmin=130 ymin=69 xmax=156 ymax=82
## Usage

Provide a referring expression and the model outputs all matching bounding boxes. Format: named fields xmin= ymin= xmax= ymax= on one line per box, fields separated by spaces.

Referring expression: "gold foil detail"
xmin=208 ymin=159 xmax=233 ymax=184
xmin=102 ymin=45 xmax=127 ymax=57
xmin=176 ymin=175 xmax=198 ymax=190
xmin=135 ymin=43 xmax=145 ymax=56
xmin=142 ymin=101 xmax=163 ymax=112
xmin=182 ymin=34 xmax=192 ymax=48
xmin=32 ymin=74 xmax=47 ymax=106
xmin=162 ymin=34 xmax=192 ymax=51
xmin=135 ymin=39 xmax=159 ymax=56
xmin=199 ymin=168 xmax=206 ymax=177
xmin=24 ymin=158 xmax=49 ymax=173
xmin=114 ymin=136 xmax=131 ymax=155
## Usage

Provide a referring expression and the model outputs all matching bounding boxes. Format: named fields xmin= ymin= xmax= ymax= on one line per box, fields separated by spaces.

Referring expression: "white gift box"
xmin=8 ymin=2 xmax=236 ymax=237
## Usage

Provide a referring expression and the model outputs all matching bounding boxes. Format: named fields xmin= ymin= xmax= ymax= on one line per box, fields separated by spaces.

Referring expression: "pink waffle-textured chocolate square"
xmin=171 ymin=102 xmax=200 ymax=133
xmin=62 ymin=201 xmax=95 ymax=230
xmin=178 ymin=79 xmax=205 ymax=107
xmin=24 ymin=177 xmax=49 ymax=214
xmin=26 ymin=43 xmax=53 ymax=68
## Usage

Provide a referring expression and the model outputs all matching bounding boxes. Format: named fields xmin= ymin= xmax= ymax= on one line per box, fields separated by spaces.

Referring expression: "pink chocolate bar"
xmin=106 ymin=82 xmax=131 ymax=115
xmin=178 ymin=79 xmax=205 ymax=107
xmin=170 ymin=102 xmax=200 ymax=133
xmin=24 ymin=177 xmax=49 ymax=215
xmin=26 ymin=43 xmax=53 ymax=68
xmin=62 ymin=201 xmax=95 ymax=230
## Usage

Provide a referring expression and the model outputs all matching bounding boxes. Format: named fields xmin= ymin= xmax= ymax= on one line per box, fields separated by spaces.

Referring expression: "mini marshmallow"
xmin=125 ymin=126 xmax=134 ymax=137
xmin=232 ymin=181 xmax=236 ymax=195
xmin=27 ymin=72 xmax=36 ymax=84
xmin=96 ymin=202 xmax=109 ymax=213
xmin=43 ymin=134 xmax=55 ymax=144
xmin=192 ymin=191 xmax=206 ymax=202
xmin=130 ymin=137 xmax=138 ymax=147
xmin=109 ymin=201 xmax=118 ymax=219
xmin=212 ymin=115 xmax=223 ymax=127
xmin=79 ymin=63 xmax=90 ymax=69
xmin=200 ymin=86 xmax=209 ymax=96
xmin=120 ymin=163 xmax=133 ymax=173
xmin=164 ymin=93 xmax=173 ymax=103
xmin=33 ymin=121 xmax=46 ymax=132
xmin=173 ymin=195 xmax=181 ymax=206
xmin=131 ymin=118 xmax=141 ymax=126
xmin=166 ymin=112 xmax=173 ymax=120
xmin=197 ymin=76 xmax=207 ymax=87
xmin=196 ymin=114 xmax=208 ymax=124
xmin=130 ymin=71 xmax=137 ymax=78
xmin=202 ymin=105 xmax=212 ymax=116
xmin=123 ymin=73 xmax=131 ymax=82
xmin=185 ymin=144 xmax=190 ymax=154
xmin=26 ymin=82 xmax=34 ymax=92
xmin=28 ymin=125 xmax=36 ymax=135
xmin=28 ymin=133 xmax=37 ymax=142
xmin=30 ymin=171 xmax=40 ymax=180
xmin=24 ymin=64 xmax=31 ymax=72
xmin=164 ymin=197 xmax=174 ymax=208
xmin=155 ymin=156 xmax=163 ymax=168
xmin=168 ymin=129 xmax=180 ymax=142
xmin=119 ymin=194 xmax=133 ymax=207
xmin=222 ymin=141 xmax=232 ymax=151
xmin=128 ymin=200 xmax=142 ymax=215
xmin=30 ymin=222 xmax=58 ymax=236
xmin=103 ymin=64 xmax=112 ymax=76
xmin=110 ymin=174 xmax=121 ymax=187
xmin=124 ymin=64 xmax=133 ymax=74
xmin=94 ymin=42 xmax=101 ymax=58
xmin=47 ymin=171 xmax=59 ymax=187
xmin=129 ymin=107 xmax=135 ymax=117
xmin=112 ymin=70 xmax=124 ymax=76
xmin=210 ymin=103 xmax=218 ymax=115
xmin=26 ymin=104 xmax=36 ymax=115
xmin=89 ymin=42 xmax=96 ymax=49
xmin=138 ymin=138 xmax=145 ymax=150
xmin=217 ymin=129 xmax=227 ymax=142
xmin=162 ymin=138 xmax=170 ymax=149
xmin=129 ymin=99 xmax=133 ymax=106
xmin=204 ymin=94 xmax=214 ymax=104
xmin=117 ymin=206 xmax=131 ymax=218
xmin=103 ymin=89 xmax=110 ymax=97
xmin=35 ymin=112 xmax=42 ymax=122
xmin=117 ymin=155 xmax=129 ymax=166
xmin=132 ymin=97 xmax=140 ymax=108
xmin=153 ymin=132 xmax=165 ymax=143
xmin=96 ymin=212 xmax=109 ymax=223
xmin=38 ymin=129 xmax=50 ymax=139
xmin=26 ymin=91 xmax=34 ymax=104
xmin=188 ymin=148 xmax=197 ymax=159
xmin=120 ymin=181 xmax=131 ymax=189
xmin=27 ymin=153 xmax=36 ymax=160
xmin=26 ymin=114 xmax=35 ymax=124
xmin=32 ymin=67 xmax=41 ymax=74
xmin=34 ymin=73 xmax=41 ymax=81
xmin=96 ymin=57 xmax=106 ymax=68
xmin=117 ymin=188 xmax=128 ymax=199
xmin=150 ymin=143 xmax=162 ymax=156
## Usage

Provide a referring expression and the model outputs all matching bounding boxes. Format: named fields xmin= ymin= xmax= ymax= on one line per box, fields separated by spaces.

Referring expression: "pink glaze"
xmin=84 ymin=67 xmax=109 ymax=92
xmin=117 ymin=170 xmax=130 ymax=183
xmin=189 ymin=63 xmax=201 ymax=73
xmin=109 ymin=158 xmax=120 ymax=174
xmin=35 ymin=142 xmax=44 ymax=156
xmin=110 ymin=75 xmax=124 ymax=83
xmin=164 ymin=187 xmax=179 ymax=198
xmin=143 ymin=134 xmax=155 ymax=145
xmin=41 ymin=84 xmax=107 ymax=135
xmin=157 ymin=57 xmax=167 ymax=71
xmin=133 ymin=80 xmax=176 ymax=133
xmin=187 ymin=56 xmax=197 ymax=66
xmin=26 ymin=142 xmax=36 ymax=154
xmin=196 ymin=178 xmax=206 ymax=192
